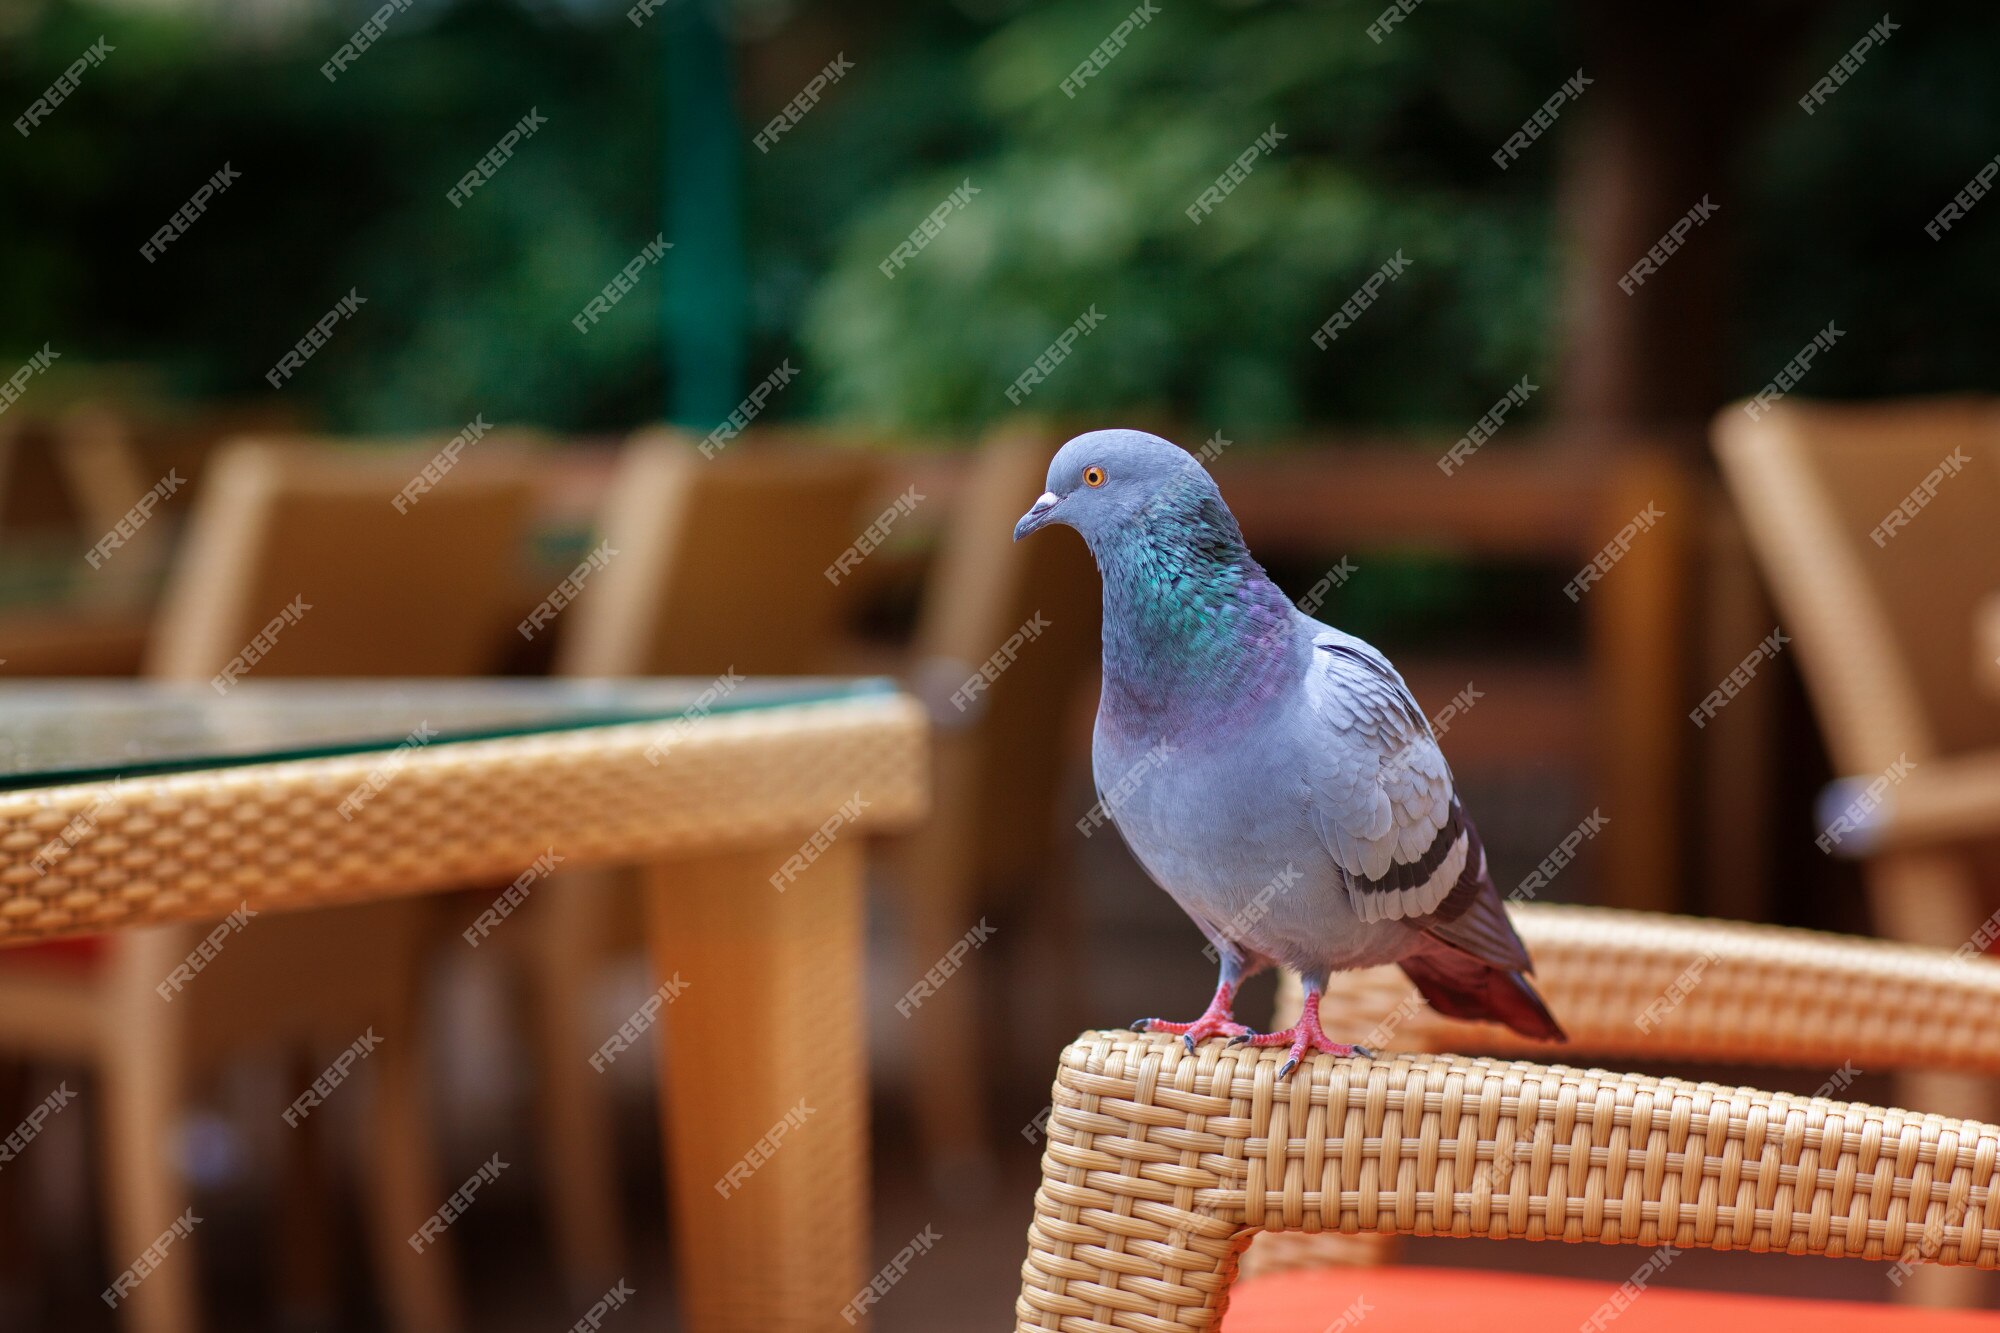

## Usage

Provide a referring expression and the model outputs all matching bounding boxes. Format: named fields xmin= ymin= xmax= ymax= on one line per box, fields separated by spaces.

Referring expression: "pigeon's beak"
xmin=1012 ymin=491 xmax=1061 ymax=542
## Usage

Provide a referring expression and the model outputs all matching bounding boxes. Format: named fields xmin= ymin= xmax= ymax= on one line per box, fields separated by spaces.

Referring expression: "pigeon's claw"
xmin=1132 ymin=1013 xmax=1254 ymax=1048
xmin=1237 ymin=990 xmax=1373 ymax=1077
xmin=1132 ymin=982 xmax=1252 ymax=1049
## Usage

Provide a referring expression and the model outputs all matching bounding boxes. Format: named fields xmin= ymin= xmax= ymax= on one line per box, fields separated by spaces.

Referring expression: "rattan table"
xmin=0 ymin=678 xmax=928 ymax=1332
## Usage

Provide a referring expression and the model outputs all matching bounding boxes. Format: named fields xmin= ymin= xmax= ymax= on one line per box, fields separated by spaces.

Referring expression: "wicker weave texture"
xmin=1282 ymin=903 xmax=2000 ymax=1076
xmin=1017 ymin=1032 xmax=2000 ymax=1332
xmin=0 ymin=694 xmax=928 ymax=943
xmin=1256 ymin=903 xmax=2000 ymax=1284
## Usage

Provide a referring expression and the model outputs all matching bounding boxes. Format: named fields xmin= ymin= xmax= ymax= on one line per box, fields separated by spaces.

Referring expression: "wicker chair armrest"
xmin=1285 ymin=903 xmax=2000 ymax=1076
xmin=1017 ymin=1033 xmax=2000 ymax=1333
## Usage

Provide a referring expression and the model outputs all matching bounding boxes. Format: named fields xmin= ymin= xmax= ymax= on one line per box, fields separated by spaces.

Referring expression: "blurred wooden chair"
xmin=513 ymin=426 xmax=880 ymax=1295
xmin=0 ymin=436 xmax=536 ymax=1333
xmin=53 ymin=401 xmax=294 ymax=608
xmin=892 ymin=423 xmax=1102 ymax=1184
xmin=0 ymin=416 xmax=87 ymax=542
xmin=556 ymin=426 xmax=880 ymax=675
xmin=1714 ymin=396 xmax=2000 ymax=1306
xmin=1020 ymin=905 xmax=2000 ymax=1331
xmin=0 ymin=397 xmax=298 ymax=586
xmin=0 ymin=400 xmax=300 ymax=677
xmin=147 ymin=438 xmax=537 ymax=678
xmin=553 ymin=422 xmax=1107 ymax=1193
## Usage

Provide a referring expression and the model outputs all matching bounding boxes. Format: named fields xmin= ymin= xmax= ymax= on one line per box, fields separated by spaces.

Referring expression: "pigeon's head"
xmin=1012 ymin=429 xmax=1217 ymax=546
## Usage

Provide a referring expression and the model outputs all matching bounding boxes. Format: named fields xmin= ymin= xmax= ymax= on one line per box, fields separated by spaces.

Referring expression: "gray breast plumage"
xmin=1091 ymin=668 xmax=1424 ymax=976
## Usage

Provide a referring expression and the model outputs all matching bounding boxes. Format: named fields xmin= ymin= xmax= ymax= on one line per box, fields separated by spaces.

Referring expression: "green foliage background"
xmin=3 ymin=0 xmax=1998 ymax=437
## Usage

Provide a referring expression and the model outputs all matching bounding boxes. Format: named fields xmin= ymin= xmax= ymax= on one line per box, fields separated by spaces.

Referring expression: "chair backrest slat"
xmin=1714 ymin=397 xmax=2000 ymax=767
xmin=145 ymin=436 xmax=537 ymax=680
xmin=555 ymin=429 xmax=879 ymax=677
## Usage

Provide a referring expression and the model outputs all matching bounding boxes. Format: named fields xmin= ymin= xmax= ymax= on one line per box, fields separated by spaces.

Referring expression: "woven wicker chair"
xmin=1017 ymin=904 xmax=2000 ymax=1331
xmin=1714 ymin=396 xmax=2000 ymax=1305
xmin=894 ymin=422 xmax=1104 ymax=1181
xmin=0 ymin=437 xmax=537 ymax=1333
xmin=512 ymin=426 xmax=882 ymax=1293
xmin=1711 ymin=397 xmax=2000 ymax=967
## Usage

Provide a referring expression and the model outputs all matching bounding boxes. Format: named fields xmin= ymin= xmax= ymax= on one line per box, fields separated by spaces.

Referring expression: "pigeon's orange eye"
xmin=1083 ymin=465 xmax=1106 ymax=488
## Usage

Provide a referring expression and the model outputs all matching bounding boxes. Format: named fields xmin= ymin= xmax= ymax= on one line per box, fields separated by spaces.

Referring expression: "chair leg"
xmin=893 ymin=772 xmax=995 ymax=1189
xmin=0 ymin=1062 xmax=35 ymax=1313
xmin=646 ymin=838 xmax=868 ymax=1332
xmin=1016 ymin=1084 xmax=1248 ymax=1333
xmin=275 ymin=1054 xmax=337 ymax=1327
xmin=1868 ymin=849 xmax=1996 ymax=1309
xmin=98 ymin=977 xmax=197 ymax=1333
xmin=901 ymin=865 xmax=993 ymax=1191
xmin=358 ymin=999 xmax=463 ymax=1333
xmin=526 ymin=870 xmax=627 ymax=1299
xmin=1589 ymin=452 xmax=1692 ymax=915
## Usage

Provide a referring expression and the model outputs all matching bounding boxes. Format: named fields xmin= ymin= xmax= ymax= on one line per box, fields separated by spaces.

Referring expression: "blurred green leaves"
xmin=800 ymin=0 xmax=1570 ymax=432
xmin=1739 ymin=0 xmax=2000 ymax=401
xmin=6 ymin=0 xmax=2000 ymax=439
xmin=3 ymin=0 xmax=662 ymax=432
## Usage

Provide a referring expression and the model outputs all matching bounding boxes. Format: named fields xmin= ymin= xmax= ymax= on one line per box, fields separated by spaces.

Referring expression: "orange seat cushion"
xmin=1224 ymin=1265 xmax=2000 ymax=1332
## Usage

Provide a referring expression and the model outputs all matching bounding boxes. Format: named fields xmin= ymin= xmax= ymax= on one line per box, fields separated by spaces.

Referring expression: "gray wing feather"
xmin=1303 ymin=628 xmax=1468 ymax=925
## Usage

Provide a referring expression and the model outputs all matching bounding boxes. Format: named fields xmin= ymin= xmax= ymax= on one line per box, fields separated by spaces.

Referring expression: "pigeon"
xmin=1014 ymin=429 xmax=1565 ymax=1074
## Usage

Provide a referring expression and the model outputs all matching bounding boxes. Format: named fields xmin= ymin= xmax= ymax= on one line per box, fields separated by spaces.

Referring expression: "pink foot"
xmin=1236 ymin=991 xmax=1374 ymax=1076
xmin=1132 ymin=982 xmax=1252 ymax=1052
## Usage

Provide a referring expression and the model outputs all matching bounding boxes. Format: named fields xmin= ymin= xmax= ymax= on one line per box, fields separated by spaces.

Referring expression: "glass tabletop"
xmin=0 ymin=678 xmax=897 ymax=790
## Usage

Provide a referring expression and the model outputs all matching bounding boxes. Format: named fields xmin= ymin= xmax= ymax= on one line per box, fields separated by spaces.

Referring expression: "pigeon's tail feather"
xmin=1398 ymin=950 xmax=1567 ymax=1043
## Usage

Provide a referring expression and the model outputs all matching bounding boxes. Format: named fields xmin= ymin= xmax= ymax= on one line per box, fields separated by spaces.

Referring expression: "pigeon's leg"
xmin=1237 ymin=977 xmax=1374 ymax=1076
xmin=1130 ymin=945 xmax=1263 ymax=1052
